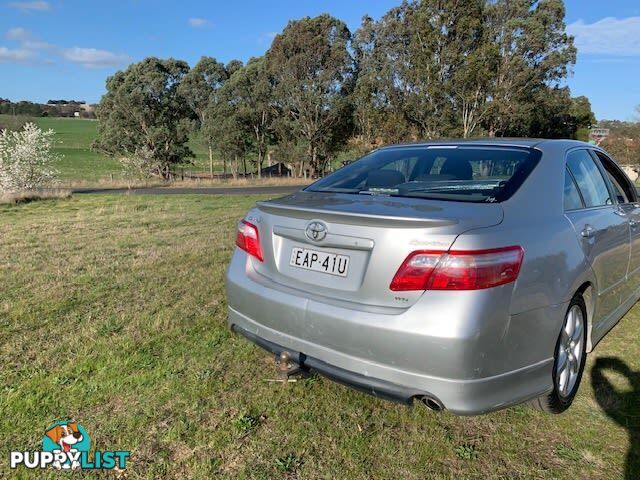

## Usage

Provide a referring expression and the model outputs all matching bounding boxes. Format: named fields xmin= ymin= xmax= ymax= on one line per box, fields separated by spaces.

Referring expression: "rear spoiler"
xmin=256 ymin=200 xmax=458 ymax=228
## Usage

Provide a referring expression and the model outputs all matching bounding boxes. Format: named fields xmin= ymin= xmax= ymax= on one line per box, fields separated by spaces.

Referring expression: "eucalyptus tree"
xmin=483 ymin=0 xmax=576 ymax=137
xmin=266 ymin=14 xmax=355 ymax=176
xmin=353 ymin=0 xmax=577 ymax=140
xmin=178 ymin=56 xmax=229 ymax=175
xmin=353 ymin=0 xmax=489 ymax=139
xmin=222 ymin=57 xmax=274 ymax=177
xmin=94 ymin=57 xmax=193 ymax=179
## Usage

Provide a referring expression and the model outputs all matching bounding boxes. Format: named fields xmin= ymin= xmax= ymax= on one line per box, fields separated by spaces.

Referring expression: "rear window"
xmin=307 ymin=146 xmax=540 ymax=203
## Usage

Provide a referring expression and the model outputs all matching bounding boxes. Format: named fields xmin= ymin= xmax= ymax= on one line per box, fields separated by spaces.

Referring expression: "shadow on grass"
xmin=591 ymin=357 xmax=640 ymax=480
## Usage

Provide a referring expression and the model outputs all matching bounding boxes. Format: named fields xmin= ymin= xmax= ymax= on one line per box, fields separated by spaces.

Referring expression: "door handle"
xmin=581 ymin=225 xmax=594 ymax=239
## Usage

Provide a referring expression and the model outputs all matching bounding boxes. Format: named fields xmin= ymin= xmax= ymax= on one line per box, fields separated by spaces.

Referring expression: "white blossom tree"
xmin=0 ymin=123 xmax=59 ymax=192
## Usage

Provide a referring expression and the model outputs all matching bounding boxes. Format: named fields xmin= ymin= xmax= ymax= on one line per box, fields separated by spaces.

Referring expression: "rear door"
xmin=564 ymin=149 xmax=630 ymax=322
xmin=592 ymin=150 xmax=640 ymax=296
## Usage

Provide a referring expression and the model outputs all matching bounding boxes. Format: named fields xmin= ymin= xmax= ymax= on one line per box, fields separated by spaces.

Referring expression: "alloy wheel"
xmin=555 ymin=304 xmax=585 ymax=398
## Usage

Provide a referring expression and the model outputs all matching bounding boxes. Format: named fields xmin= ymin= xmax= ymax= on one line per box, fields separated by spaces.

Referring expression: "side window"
xmin=606 ymin=172 xmax=629 ymax=204
xmin=592 ymin=151 xmax=637 ymax=203
xmin=566 ymin=150 xmax=612 ymax=208
xmin=564 ymin=168 xmax=584 ymax=211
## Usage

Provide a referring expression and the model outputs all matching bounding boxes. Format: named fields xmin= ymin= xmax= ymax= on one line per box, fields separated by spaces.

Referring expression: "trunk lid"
xmin=250 ymin=191 xmax=503 ymax=308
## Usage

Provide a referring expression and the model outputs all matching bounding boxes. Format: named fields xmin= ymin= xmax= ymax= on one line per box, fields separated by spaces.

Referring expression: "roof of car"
xmin=379 ymin=138 xmax=591 ymax=149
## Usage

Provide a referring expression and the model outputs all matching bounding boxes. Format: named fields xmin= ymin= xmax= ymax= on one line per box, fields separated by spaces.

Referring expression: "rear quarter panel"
xmin=450 ymin=141 xmax=597 ymax=357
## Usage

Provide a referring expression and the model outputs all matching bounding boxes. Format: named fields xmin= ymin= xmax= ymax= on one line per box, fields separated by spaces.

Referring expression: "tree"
xmin=220 ymin=58 xmax=274 ymax=177
xmin=570 ymin=96 xmax=596 ymax=140
xmin=0 ymin=123 xmax=58 ymax=192
xmin=266 ymin=15 xmax=355 ymax=176
xmin=206 ymin=84 xmax=252 ymax=179
xmin=178 ymin=56 xmax=228 ymax=176
xmin=352 ymin=15 xmax=413 ymax=147
xmin=353 ymin=0 xmax=576 ymax=140
xmin=353 ymin=1 xmax=490 ymax=140
xmin=483 ymin=0 xmax=576 ymax=137
xmin=94 ymin=58 xmax=194 ymax=179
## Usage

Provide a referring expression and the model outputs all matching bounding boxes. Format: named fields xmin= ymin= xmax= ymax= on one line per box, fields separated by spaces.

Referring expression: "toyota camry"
xmin=226 ymin=139 xmax=640 ymax=415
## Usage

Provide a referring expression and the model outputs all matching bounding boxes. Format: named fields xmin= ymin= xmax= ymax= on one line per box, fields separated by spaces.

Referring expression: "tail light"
xmin=390 ymin=246 xmax=524 ymax=291
xmin=236 ymin=220 xmax=263 ymax=262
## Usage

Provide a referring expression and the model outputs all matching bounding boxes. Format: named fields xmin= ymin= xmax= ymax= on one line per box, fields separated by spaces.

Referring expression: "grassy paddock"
xmin=0 ymin=115 xmax=237 ymax=184
xmin=0 ymin=115 xmax=342 ymax=188
xmin=1 ymin=194 xmax=639 ymax=479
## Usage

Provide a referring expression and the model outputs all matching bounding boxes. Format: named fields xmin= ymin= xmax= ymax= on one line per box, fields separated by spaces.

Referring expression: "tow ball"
xmin=272 ymin=351 xmax=302 ymax=384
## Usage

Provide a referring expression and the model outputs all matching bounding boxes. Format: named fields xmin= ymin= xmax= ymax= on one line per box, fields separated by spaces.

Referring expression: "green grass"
xmin=33 ymin=116 xmax=122 ymax=183
xmin=0 ymin=115 xmax=228 ymax=184
xmin=1 ymin=194 xmax=639 ymax=478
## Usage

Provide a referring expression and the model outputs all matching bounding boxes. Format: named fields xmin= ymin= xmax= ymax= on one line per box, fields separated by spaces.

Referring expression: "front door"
xmin=592 ymin=150 xmax=640 ymax=295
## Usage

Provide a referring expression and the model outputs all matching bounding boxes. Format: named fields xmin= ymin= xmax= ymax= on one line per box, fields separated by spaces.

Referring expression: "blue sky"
xmin=1 ymin=0 xmax=639 ymax=121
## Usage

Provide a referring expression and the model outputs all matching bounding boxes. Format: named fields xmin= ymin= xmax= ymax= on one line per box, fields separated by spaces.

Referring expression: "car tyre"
xmin=530 ymin=294 xmax=588 ymax=414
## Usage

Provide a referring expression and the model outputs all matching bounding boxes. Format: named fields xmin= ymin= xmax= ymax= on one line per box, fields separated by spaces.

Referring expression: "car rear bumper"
xmin=226 ymin=251 xmax=565 ymax=415
xmin=231 ymin=323 xmax=432 ymax=405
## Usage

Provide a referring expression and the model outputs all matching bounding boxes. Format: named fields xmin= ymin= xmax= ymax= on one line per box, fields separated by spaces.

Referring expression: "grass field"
xmin=1 ymin=194 xmax=638 ymax=479
xmin=31 ymin=116 xmax=122 ymax=183
xmin=0 ymin=115 xmax=225 ymax=184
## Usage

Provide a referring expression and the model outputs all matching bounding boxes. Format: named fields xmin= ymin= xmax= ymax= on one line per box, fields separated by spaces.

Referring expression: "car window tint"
xmin=566 ymin=150 xmax=612 ymax=208
xmin=592 ymin=150 xmax=637 ymax=203
xmin=307 ymin=146 xmax=540 ymax=203
xmin=606 ymin=172 xmax=629 ymax=204
xmin=381 ymin=156 xmax=418 ymax=180
xmin=564 ymin=169 xmax=584 ymax=211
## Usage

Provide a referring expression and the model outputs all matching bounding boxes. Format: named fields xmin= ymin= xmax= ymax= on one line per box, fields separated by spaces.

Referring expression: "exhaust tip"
xmin=419 ymin=395 xmax=444 ymax=411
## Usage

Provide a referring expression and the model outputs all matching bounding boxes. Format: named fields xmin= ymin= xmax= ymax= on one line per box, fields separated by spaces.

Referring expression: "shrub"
xmin=0 ymin=122 xmax=59 ymax=192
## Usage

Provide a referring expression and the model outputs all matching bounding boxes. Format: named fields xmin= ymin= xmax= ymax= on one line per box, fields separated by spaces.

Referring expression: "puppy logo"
xmin=42 ymin=421 xmax=90 ymax=470
xmin=45 ymin=422 xmax=83 ymax=452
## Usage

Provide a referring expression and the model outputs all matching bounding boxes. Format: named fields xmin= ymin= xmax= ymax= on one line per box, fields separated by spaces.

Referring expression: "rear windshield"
xmin=307 ymin=145 xmax=540 ymax=203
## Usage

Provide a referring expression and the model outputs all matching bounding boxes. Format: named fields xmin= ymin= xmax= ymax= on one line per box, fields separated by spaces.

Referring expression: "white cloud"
xmin=0 ymin=46 xmax=34 ymax=62
xmin=567 ymin=17 xmax=640 ymax=56
xmin=6 ymin=27 xmax=53 ymax=49
xmin=8 ymin=1 xmax=50 ymax=12
xmin=6 ymin=27 xmax=29 ymax=41
xmin=257 ymin=31 xmax=277 ymax=44
xmin=62 ymin=47 xmax=131 ymax=68
xmin=188 ymin=18 xmax=209 ymax=28
xmin=3 ymin=27 xmax=131 ymax=68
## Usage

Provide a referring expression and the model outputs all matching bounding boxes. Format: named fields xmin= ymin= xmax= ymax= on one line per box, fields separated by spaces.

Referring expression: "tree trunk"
xmin=255 ymin=126 xmax=263 ymax=179
xmin=208 ymin=143 xmax=213 ymax=177
xmin=309 ymin=144 xmax=317 ymax=178
xmin=257 ymin=149 xmax=262 ymax=179
xmin=233 ymin=154 xmax=238 ymax=180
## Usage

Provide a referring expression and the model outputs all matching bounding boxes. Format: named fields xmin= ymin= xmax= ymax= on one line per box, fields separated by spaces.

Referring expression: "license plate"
xmin=290 ymin=247 xmax=350 ymax=277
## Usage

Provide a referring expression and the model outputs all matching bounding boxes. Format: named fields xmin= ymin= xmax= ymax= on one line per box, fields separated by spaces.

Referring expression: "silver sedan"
xmin=226 ymin=139 xmax=640 ymax=415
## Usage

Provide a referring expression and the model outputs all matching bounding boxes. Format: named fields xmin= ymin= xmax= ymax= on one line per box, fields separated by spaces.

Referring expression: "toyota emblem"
xmin=305 ymin=221 xmax=327 ymax=242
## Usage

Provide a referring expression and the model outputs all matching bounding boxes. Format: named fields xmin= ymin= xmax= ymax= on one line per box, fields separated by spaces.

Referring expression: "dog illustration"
xmin=44 ymin=422 xmax=83 ymax=470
